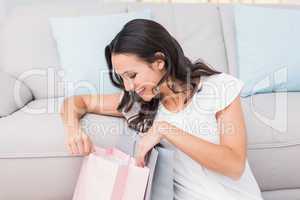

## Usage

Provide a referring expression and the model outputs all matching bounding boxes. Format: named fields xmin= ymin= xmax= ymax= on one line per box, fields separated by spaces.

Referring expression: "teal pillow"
xmin=49 ymin=9 xmax=152 ymax=96
xmin=234 ymin=5 xmax=300 ymax=97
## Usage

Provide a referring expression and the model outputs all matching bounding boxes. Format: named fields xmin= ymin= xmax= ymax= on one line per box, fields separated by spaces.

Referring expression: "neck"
xmin=159 ymin=80 xmax=193 ymax=108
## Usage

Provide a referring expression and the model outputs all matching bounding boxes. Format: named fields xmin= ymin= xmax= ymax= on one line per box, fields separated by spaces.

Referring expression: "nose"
xmin=123 ymin=79 xmax=135 ymax=92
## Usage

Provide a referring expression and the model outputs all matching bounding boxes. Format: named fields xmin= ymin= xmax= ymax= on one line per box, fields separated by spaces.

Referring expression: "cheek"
xmin=137 ymin=73 xmax=157 ymax=89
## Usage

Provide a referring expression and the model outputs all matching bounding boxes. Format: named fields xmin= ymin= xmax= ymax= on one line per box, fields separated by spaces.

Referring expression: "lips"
xmin=136 ymin=88 xmax=145 ymax=96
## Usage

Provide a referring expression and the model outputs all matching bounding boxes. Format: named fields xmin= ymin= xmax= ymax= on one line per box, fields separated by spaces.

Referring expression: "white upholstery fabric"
xmin=127 ymin=3 xmax=228 ymax=73
xmin=0 ymin=1 xmax=128 ymax=99
xmin=0 ymin=71 xmax=33 ymax=117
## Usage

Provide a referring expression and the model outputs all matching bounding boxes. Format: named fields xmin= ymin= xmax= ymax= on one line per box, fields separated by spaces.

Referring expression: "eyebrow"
xmin=120 ymin=70 xmax=134 ymax=76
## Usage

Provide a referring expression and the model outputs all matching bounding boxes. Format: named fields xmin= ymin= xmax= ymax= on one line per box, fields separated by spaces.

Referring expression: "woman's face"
xmin=112 ymin=53 xmax=166 ymax=102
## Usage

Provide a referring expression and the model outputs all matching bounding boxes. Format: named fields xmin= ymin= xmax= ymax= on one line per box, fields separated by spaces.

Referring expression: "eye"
xmin=128 ymin=73 xmax=137 ymax=79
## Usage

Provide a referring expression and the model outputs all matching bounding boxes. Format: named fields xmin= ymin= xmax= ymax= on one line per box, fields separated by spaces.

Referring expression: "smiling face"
xmin=112 ymin=53 xmax=166 ymax=102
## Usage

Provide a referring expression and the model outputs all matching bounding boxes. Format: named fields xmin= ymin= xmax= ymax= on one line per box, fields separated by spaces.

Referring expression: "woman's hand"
xmin=135 ymin=121 xmax=172 ymax=167
xmin=66 ymin=128 xmax=95 ymax=156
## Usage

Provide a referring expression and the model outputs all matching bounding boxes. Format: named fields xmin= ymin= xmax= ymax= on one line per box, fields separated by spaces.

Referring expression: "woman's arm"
xmin=161 ymin=96 xmax=247 ymax=180
xmin=60 ymin=93 xmax=124 ymax=155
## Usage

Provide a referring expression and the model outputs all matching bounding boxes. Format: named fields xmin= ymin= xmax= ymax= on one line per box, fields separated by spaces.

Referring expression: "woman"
xmin=60 ymin=19 xmax=263 ymax=200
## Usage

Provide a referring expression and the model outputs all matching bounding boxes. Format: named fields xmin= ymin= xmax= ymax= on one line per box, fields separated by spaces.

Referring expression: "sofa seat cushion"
xmin=241 ymin=92 xmax=300 ymax=191
xmin=262 ymin=189 xmax=300 ymax=200
xmin=0 ymin=97 xmax=127 ymax=158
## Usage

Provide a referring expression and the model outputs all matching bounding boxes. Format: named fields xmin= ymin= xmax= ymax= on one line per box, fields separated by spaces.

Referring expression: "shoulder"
xmin=203 ymin=72 xmax=243 ymax=85
xmin=200 ymin=72 xmax=244 ymax=92
xmin=199 ymin=72 xmax=245 ymax=113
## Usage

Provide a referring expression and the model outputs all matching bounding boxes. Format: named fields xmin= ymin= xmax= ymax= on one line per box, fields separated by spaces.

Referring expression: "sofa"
xmin=0 ymin=0 xmax=299 ymax=199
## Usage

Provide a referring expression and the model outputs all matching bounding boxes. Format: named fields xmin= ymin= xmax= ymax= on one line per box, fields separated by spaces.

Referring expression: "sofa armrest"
xmin=0 ymin=71 xmax=33 ymax=117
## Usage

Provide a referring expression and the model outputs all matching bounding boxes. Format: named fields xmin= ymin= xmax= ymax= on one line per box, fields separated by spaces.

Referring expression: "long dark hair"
xmin=105 ymin=19 xmax=221 ymax=133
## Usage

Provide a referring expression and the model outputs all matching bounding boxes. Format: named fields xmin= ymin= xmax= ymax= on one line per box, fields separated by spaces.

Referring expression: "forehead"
xmin=111 ymin=53 xmax=146 ymax=74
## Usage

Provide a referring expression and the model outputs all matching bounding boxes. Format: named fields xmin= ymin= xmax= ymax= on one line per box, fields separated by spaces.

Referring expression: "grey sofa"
xmin=0 ymin=1 xmax=299 ymax=199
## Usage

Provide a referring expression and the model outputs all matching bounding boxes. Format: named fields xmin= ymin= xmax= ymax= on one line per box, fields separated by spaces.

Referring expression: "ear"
xmin=154 ymin=52 xmax=165 ymax=71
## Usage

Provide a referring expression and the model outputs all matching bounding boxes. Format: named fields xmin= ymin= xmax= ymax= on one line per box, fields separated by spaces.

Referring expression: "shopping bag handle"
xmin=91 ymin=145 xmax=136 ymax=165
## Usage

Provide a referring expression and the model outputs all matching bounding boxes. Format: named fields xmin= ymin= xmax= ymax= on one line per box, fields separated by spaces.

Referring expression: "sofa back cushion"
xmin=127 ymin=3 xmax=228 ymax=74
xmin=234 ymin=5 xmax=300 ymax=97
xmin=0 ymin=1 xmax=128 ymax=99
xmin=219 ymin=4 xmax=300 ymax=77
xmin=49 ymin=9 xmax=151 ymax=97
xmin=0 ymin=1 xmax=228 ymax=100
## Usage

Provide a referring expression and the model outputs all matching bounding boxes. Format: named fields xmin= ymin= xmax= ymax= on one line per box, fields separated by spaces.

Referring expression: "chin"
xmin=141 ymin=96 xmax=152 ymax=102
xmin=140 ymin=93 xmax=154 ymax=102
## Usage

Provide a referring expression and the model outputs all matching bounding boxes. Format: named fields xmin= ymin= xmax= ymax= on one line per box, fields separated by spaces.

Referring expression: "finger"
xmin=139 ymin=159 xmax=145 ymax=167
xmin=75 ymin=137 xmax=84 ymax=155
xmin=64 ymin=140 xmax=71 ymax=152
xmin=90 ymin=144 xmax=96 ymax=153
xmin=136 ymin=158 xmax=144 ymax=167
xmin=82 ymin=135 xmax=90 ymax=154
xmin=66 ymin=142 xmax=72 ymax=154
xmin=135 ymin=152 xmax=145 ymax=167
xmin=87 ymin=141 xmax=95 ymax=155
xmin=69 ymin=140 xmax=78 ymax=155
xmin=135 ymin=147 xmax=146 ymax=165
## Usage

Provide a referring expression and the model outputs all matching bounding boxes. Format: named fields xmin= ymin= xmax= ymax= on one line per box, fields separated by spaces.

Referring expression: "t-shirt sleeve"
xmin=214 ymin=73 xmax=245 ymax=113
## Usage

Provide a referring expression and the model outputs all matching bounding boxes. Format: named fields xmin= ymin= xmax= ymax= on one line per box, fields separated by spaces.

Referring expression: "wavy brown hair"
xmin=105 ymin=19 xmax=221 ymax=133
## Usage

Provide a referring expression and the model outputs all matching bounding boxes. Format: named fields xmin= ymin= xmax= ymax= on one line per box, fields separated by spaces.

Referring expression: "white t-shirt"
xmin=154 ymin=72 xmax=264 ymax=200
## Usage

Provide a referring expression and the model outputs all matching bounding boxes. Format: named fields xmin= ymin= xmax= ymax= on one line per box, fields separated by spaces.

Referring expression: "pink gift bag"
xmin=72 ymin=146 xmax=150 ymax=200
